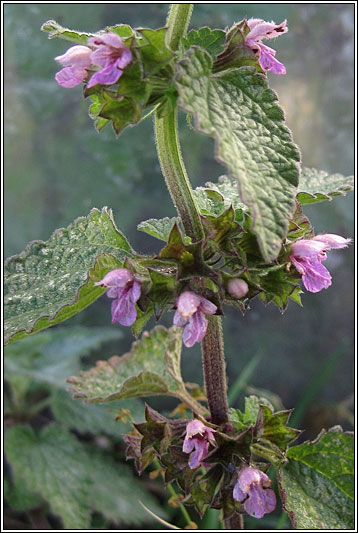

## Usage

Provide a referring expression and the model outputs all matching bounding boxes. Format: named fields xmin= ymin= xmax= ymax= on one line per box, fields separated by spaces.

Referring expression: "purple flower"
xmin=173 ymin=291 xmax=217 ymax=348
xmin=245 ymin=18 xmax=288 ymax=75
xmin=55 ymin=45 xmax=92 ymax=88
xmin=233 ymin=466 xmax=276 ymax=519
xmin=95 ymin=268 xmax=141 ymax=326
xmin=86 ymin=33 xmax=132 ymax=88
xmin=290 ymin=234 xmax=351 ymax=293
xmin=182 ymin=419 xmax=216 ymax=469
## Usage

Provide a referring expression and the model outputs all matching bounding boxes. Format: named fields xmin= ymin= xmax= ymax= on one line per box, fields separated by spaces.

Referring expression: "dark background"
xmin=4 ymin=3 xmax=355 ymax=528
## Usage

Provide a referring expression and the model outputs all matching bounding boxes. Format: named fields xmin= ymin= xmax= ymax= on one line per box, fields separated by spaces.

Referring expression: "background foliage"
xmin=4 ymin=3 xmax=354 ymax=530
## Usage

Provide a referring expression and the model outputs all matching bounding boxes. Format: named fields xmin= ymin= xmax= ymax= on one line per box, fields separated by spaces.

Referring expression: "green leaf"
xmin=181 ymin=27 xmax=226 ymax=59
xmin=116 ymin=62 xmax=150 ymax=102
xmin=99 ymin=93 xmax=141 ymax=135
xmin=87 ymin=448 xmax=164 ymax=525
xmin=104 ymin=24 xmax=134 ymax=39
xmin=67 ymin=326 xmax=190 ymax=403
xmin=5 ymin=424 xmax=93 ymax=528
xmin=158 ymin=223 xmax=209 ymax=279
xmin=254 ymin=404 xmax=300 ymax=452
xmin=279 ymin=427 xmax=354 ymax=529
xmin=175 ymin=48 xmax=300 ymax=262
xmin=257 ymin=267 xmax=302 ymax=311
xmin=41 ymin=19 xmax=94 ymax=44
xmin=5 ymin=326 xmax=123 ymax=388
xmin=229 ymin=395 xmax=275 ymax=431
xmin=89 ymin=93 xmax=110 ymax=131
xmin=50 ymin=388 xmax=143 ymax=437
xmin=137 ymin=217 xmax=179 ymax=242
xmin=286 ymin=426 xmax=354 ymax=499
xmin=4 ymin=477 xmax=43 ymax=511
xmin=297 ymin=167 xmax=354 ymax=205
xmin=4 ymin=207 xmax=133 ymax=345
xmin=5 ymin=424 xmax=162 ymax=528
xmin=196 ymin=175 xmax=248 ymax=222
xmin=136 ymin=28 xmax=174 ymax=75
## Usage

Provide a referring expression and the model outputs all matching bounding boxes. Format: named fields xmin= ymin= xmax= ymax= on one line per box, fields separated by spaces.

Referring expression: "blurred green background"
xmin=4 ymin=3 xmax=354 ymax=530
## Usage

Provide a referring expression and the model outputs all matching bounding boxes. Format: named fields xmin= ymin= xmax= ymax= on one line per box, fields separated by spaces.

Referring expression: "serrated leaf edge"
xmin=5 ymin=207 xmax=132 ymax=345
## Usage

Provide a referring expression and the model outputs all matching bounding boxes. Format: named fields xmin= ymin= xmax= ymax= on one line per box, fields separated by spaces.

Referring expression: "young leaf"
xmin=181 ymin=27 xmax=226 ymax=59
xmin=278 ymin=427 xmax=354 ymax=529
xmin=136 ymin=28 xmax=174 ymax=75
xmin=137 ymin=217 xmax=179 ymax=242
xmin=67 ymin=326 xmax=191 ymax=403
xmin=41 ymin=19 xmax=94 ymax=45
xmin=175 ymin=47 xmax=300 ymax=262
xmin=196 ymin=175 xmax=248 ymax=222
xmin=297 ymin=167 xmax=354 ymax=205
xmin=4 ymin=207 xmax=133 ymax=345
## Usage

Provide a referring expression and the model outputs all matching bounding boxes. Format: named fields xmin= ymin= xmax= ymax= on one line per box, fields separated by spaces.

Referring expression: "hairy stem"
xmin=165 ymin=3 xmax=193 ymax=51
xmin=224 ymin=513 xmax=244 ymax=530
xmin=155 ymin=4 xmax=204 ymax=243
xmin=201 ymin=316 xmax=229 ymax=425
xmin=154 ymin=109 xmax=204 ymax=242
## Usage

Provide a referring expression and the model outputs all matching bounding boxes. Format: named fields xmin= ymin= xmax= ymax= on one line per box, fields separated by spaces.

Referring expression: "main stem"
xmin=201 ymin=316 xmax=229 ymax=425
xmin=155 ymin=0 xmax=230 ymax=460
xmin=154 ymin=110 xmax=204 ymax=242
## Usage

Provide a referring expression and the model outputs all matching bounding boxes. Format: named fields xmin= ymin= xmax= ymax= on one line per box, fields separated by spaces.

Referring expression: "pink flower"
xmin=233 ymin=466 xmax=276 ymax=519
xmin=245 ymin=18 xmax=288 ymax=75
xmin=55 ymin=45 xmax=92 ymax=88
xmin=95 ymin=268 xmax=141 ymax=326
xmin=86 ymin=33 xmax=132 ymax=88
xmin=182 ymin=419 xmax=216 ymax=469
xmin=290 ymin=234 xmax=351 ymax=293
xmin=173 ymin=291 xmax=217 ymax=348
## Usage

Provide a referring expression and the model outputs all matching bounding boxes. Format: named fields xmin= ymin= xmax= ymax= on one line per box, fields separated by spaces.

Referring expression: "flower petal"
xmin=130 ymin=281 xmax=142 ymax=303
xmin=233 ymin=481 xmax=246 ymax=503
xmin=114 ymin=48 xmax=132 ymax=69
xmin=188 ymin=440 xmax=209 ymax=469
xmin=89 ymin=32 xmax=126 ymax=49
xmin=173 ymin=309 xmax=187 ymax=327
xmin=111 ymin=294 xmax=137 ymax=325
xmin=257 ymin=43 xmax=286 ymax=74
xmin=55 ymin=45 xmax=92 ymax=67
xmin=301 ymin=259 xmax=332 ymax=293
xmin=182 ymin=311 xmax=208 ymax=348
xmin=95 ymin=268 xmax=134 ymax=288
xmin=247 ymin=19 xmax=287 ymax=41
xmin=312 ymin=234 xmax=352 ymax=250
xmin=86 ymin=63 xmax=123 ymax=88
xmin=198 ymin=296 xmax=217 ymax=315
xmin=290 ymin=239 xmax=326 ymax=258
xmin=244 ymin=485 xmax=276 ymax=519
xmin=55 ymin=67 xmax=88 ymax=88
xmin=177 ymin=291 xmax=201 ymax=318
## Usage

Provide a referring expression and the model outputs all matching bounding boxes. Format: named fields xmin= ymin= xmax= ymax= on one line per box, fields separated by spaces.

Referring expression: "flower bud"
xmin=227 ymin=278 xmax=249 ymax=299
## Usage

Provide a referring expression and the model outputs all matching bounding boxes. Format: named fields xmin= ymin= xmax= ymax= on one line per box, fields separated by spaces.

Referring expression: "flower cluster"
xmin=55 ymin=32 xmax=132 ymax=88
xmin=289 ymin=234 xmax=351 ymax=293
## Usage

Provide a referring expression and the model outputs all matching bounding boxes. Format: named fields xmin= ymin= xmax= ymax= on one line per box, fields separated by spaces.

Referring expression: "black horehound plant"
xmin=4 ymin=4 xmax=354 ymax=530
